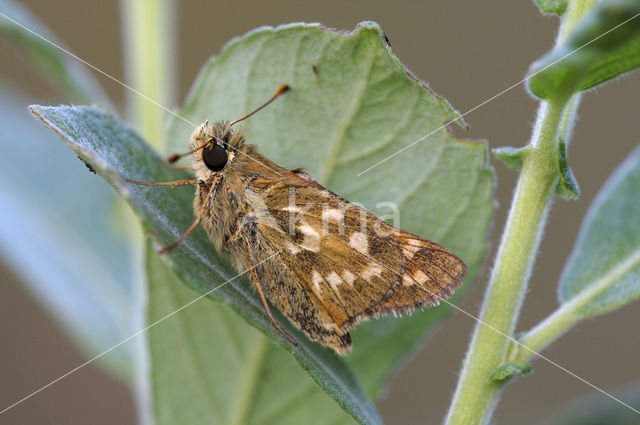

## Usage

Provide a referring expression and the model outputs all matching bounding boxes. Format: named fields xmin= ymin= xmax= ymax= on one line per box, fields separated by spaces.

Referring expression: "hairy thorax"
xmin=194 ymin=170 xmax=251 ymax=268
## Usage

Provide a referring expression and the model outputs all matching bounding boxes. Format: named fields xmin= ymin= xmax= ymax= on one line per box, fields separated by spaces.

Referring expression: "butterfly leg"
xmin=225 ymin=227 xmax=242 ymax=244
xmin=155 ymin=175 xmax=222 ymax=254
xmin=242 ymin=237 xmax=297 ymax=347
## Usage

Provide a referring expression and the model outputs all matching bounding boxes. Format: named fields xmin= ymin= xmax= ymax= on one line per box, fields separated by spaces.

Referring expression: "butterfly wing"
xmin=245 ymin=170 xmax=466 ymax=353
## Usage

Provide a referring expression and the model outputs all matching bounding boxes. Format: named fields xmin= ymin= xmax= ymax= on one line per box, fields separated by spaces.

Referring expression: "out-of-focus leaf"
xmin=146 ymin=242 xmax=354 ymax=425
xmin=559 ymin=145 xmax=640 ymax=317
xmin=166 ymin=21 xmax=494 ymax=397
xmin=0 ymin=90 xmax=136 ymax=378
xmin=0 ymin=0 xmax=108 ymax=104
xmin=539 ymin=381 xmax=640 ymax=425
xmin=528 ymin=0 xmax=640 ymax=100
xmin=30 ymin=104 xmax=382 ymax=425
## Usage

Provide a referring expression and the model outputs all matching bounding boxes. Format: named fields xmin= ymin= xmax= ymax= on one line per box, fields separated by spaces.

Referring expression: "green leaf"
xmin=146 ymin=241 xmax=353 ymax=425
xmin=556 ymin=139 xmax=580 ymax=199
xmin=29 ymin=104 xmax=381 ymax=425
xmin=166 ymin=22 xmax=494 ymax=397
xmin=32 ymin=21 xmax=495 ymax=422
xmin=528 ymin=0 xmax=640 ymax=100
xmin=559 ymin=145 xmax=640 ymax=317
xmin=489 ymin=361 xmax=532 ymax=382
xmin=0 ymin=90 xmax=137 ymax=378
xmin=0 ymin=0 xmax=108 ymax=104
xmin=534 ymin=0 xmax=568 ymax=15
xmin=493 ymin=146 xmax=531 ymax=170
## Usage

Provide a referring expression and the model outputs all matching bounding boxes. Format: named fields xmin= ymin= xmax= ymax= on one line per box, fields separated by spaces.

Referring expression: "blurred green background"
xmin=1 ymin=1 xmax=639 ymax=424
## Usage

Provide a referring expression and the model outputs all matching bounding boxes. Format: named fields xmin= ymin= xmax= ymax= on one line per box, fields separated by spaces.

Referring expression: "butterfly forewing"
xmin=380 ymin=229 xmax=467 ymax=311
xmin=246 ymin=170 xmax=466 ymax=352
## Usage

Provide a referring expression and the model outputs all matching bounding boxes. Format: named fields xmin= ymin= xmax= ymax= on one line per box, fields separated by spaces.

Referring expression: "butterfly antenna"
xmin=229 ymin=84 xmax=290 ymax=127
xmin=167 ymin=84 xmax=289 ymax=163
xmin=167 ymin=139 xmax=212 ymax=163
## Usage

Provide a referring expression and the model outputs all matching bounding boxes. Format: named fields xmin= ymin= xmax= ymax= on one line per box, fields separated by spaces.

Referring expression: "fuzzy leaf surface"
xmin=538 ymin=382 xmax=640 ymax=425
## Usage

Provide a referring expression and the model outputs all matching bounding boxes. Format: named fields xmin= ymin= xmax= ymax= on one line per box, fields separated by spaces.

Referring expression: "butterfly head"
xmin=189 ymin=120 xmax=248 ymax=180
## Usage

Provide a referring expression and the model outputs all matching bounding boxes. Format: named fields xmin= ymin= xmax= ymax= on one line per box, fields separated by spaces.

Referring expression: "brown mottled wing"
xmin=379 ymin=228 xmax=467 ymax=312
xmin=246 ymin=171 xmax=466 ymax=353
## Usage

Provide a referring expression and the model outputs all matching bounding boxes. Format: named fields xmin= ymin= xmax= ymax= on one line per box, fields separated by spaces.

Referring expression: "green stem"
xmin=444 ymin=2 xmax=596 ymax=423
xmin=119 ymin=1 xmax=176 ymax=424
xmin=121 ymin=0 xmax=175 ymax=149
xmin=444 ymin=96 xmax=569 ymax=425
xmin=557 ymin=0 xmax=598 ymax=42
xmin=511 ymin=250 xmax=640 ymax=364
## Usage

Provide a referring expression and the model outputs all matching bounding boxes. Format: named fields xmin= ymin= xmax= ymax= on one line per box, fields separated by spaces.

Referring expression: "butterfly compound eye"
xmin=202 ymin=144 xmax=228 ymax=171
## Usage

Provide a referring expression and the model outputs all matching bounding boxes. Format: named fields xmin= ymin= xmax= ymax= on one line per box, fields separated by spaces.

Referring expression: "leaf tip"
xmin=534 ymin=0 xmax=567 ymax=16
xmin=27 ymin=103 xmax=43 ymax=117
xmin=556 ymin=138 xmax=580 ymax=199
xmin=490 ymin=361 xmax=532 ymax=382
xmin=493 ymin=145 xmax=531 ymax=170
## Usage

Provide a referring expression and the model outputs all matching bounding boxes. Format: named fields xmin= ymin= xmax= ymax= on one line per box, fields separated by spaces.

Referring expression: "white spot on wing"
xmin=403 ymin=244 xmax=421 ymax=259
xmin=362 ymin=263 xmax=384 ymax=281
xmin=349 ymin=232 xmax=369 ymax=255
xmin=322 ymin=208 xmax=344 ymax=222
xmin=322 ymin=322 xmax=337 ymax=331
xmin=282 ymin=205 xmax=302 ymax=213
xmin=342 ymin=270 xmax=356 ymax=286
xmin=286 ymin=241 xmax=301 ymax=254
xmin=413 ymin=269 xmax=429 ymax=285
xmin=312 ymin=270 xmax=323 ymax=295
xmin=394 ymin=230 xmax=426 ymax=259
xmin=326 ymin=271 xmax=342 ymax=292
xmin=299 ymin=224 xmax=320 ymax=252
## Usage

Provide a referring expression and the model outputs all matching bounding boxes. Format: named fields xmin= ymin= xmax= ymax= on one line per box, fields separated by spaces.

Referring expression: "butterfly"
xmin=125 ymin=85 xmax=467 ymax=353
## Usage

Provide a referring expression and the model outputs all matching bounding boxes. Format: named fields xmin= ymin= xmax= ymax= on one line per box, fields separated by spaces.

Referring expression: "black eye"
xmin=202 ymin=144 xmax=228 ymax=171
